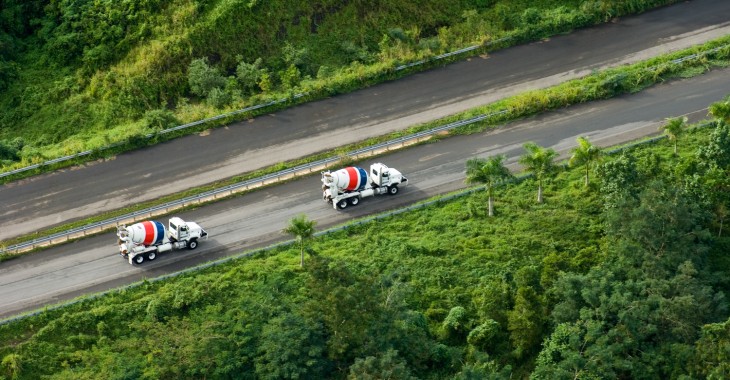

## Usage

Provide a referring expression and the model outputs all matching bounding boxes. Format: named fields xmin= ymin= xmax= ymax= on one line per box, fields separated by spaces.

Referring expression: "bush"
xmin=0 ymin=137 xmax=23 ymax=161
xmin=207 ymin=87 xmax=232 ymax=109
xmin=188 ymin=58 xmax=226 ymax=98
xmin=236 ymin=57 xmax=265 ymax=93
xmin=279 ymin=64 xmax=301 ymax=90
xmin=0 ymin=59 xmax=18 ymax=91
xmin=316 ymin=65 xmax=335 ymax=80
xmin=143 ymin=109 xmax=181 ymax=131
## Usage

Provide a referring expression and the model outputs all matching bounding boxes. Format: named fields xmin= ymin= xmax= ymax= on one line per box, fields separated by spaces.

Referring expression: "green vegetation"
xmin=1 ymin=99 xmax=728 ymax=378
xmin=569 ymin=136 xmax=603 ymax=187
xmin=465 ymin=155 xmax=513 ymax=217
xmin=0 ymin=0 xmax=683 ymax=173
xmin=283 ymin=214 xmax=317 ymax=268
xmin=518 ymin=143 xmax=558 ymax=203
xmin=660 ymin=116 xmax=688 ymax=155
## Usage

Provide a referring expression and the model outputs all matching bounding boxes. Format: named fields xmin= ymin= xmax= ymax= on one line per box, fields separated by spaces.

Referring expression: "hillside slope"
xmin=0 ymin=0 xmax=679 ymax=168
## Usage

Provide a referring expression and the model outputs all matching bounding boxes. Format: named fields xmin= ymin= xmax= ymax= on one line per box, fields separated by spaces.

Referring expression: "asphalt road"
xmin=1 ymin=0 xmax=729 ymax=240
xmin=1 ymin=67 xmax=728 ymax=320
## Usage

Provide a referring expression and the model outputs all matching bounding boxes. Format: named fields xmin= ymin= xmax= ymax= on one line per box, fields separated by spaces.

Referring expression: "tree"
xmin=143 ymin=109 xmax=180 ymax=131
xmin=518 ymin=142 xmax=558 ymax=203
xmin=507 ymin=266 xmax=545 ymax=358
xmin=283 ymin=214 xmax=317 ymax=267
xmin=697 ymin=122 xmax=730 ymax=169
xmin=692 ymin=317 xmax=730 ymax=379
xmin=187 ymin=58 xmax=226 ymax=98
xmin=709 ymin=100 xmax=730 ymax=124
xmin=236 ymin=57 xmax=265 ymax=93
xmin=1 ymin=353 xmax=22 ymax=379
xmin=465 ymin=155 xmax=513 ymax=216
xmin=598 ymin=153 xmax=640 ymax=209
xmin=255 ymin=313 xmax=327 ymax=379
xmin=535 ymin=180 xmax=723 ymax=379
xmin=348 ymin=349 xmax=416 ymax=380
xmin=569 ymin=136 xmax=602 ymax=187
xmin=659 ymin=116 xmax=687 ymax=155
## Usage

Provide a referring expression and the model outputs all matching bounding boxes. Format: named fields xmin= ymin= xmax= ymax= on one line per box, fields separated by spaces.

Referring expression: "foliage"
xmin=597 ymin=152 xmax=640 ymax=209
xmin=569 ymin=136 xmax=602 ymax=186
xmin=143 ymin=109 xmax=180 ymax=132
xmin=348 ymin=349 xmax=417 ymax=380
xmin=236 ymin=57 xmax=266 ymax=94
xmin=534 ymin=180 xmax=725 ymax=379
xmin=697 ymin=120 xmax=730 ymax=169
xmin=518 ymin=142 xmax=558 ymax=203
xmin=187 ymin=58 xmax=226 ymax=98
xmin=660 ymin=116 xmax=687 ymax=155
xmin=283 ymin=214 xmax=317 ymax=267
xmin=709 ymin=100 xmax=730 ymax=123
xmin=465 ymin=155 xmax=513 ymax=216
xmin=255 ymin=313 xmax=327 ymax=379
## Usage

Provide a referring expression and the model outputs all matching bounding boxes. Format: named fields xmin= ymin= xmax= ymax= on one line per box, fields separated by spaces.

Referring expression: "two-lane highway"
xmin=1 ymin=0 xmax=729 ymax=240
xmin=2 ymin=67 xmax=728 ymax=319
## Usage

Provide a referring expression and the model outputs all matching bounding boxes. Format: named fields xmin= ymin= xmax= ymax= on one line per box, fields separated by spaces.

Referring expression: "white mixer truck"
xmin=322 ymin=162 xmax=408 ymax=209
xmin=117 ymin=217 xmax=208 ymax=265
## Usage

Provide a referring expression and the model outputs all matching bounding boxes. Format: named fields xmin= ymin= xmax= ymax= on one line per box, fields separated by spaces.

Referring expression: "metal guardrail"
xmin=0 ymin=109 xmax=508 ymax=255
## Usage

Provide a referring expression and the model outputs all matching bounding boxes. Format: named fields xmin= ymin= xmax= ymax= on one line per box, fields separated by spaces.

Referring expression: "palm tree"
xmin=518 ymin=142 xmax=558 ymax=203
xmin=465 ymin=155 xmax=513 ymax=216
xmin=659 ymin=116 xmax=687 ymax=155
xmin=569 ymin=136 xmax=602 ymax=187
xmin=283 ymin=214 xmax=317 ymax=268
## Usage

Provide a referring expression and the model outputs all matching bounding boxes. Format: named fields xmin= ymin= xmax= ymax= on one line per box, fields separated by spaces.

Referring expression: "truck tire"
xmin=188 ymin=239 xmax=198 ymax=250
xmin=388 ymin=185 xmax=399 ymax=195
xmin=147 ymin=251 xmax=157 ymax=261
xmin=133 ymin=254 xmax=145 ymax=265
xmin=337 ymin=199 xmax=348 ymax=209
xmin=349 ymin=197 xmax=360 ymax=206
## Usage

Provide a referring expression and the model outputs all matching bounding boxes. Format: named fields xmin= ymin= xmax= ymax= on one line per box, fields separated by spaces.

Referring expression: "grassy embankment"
xmin=0 ymin=98 xmax=729 ymax=378
xmin=0 ymin=0 xmax=683 ymax=177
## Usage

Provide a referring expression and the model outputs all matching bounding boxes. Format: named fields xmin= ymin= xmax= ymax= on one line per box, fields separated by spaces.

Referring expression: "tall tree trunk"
xmin=488 ymin=196 xmax=494 ymax=217
xmin=537 ymin=184 xmax=543 ymax=203
xmin=300 ymin=244 xmax=304 ymax=268
xmin=585 ymin=165 xmax=590 ymax=187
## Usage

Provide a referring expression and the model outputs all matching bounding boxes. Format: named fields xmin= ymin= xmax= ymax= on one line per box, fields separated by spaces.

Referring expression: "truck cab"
xmin=370 ymin=163 xmax=405 ymax=188
xmin=168 ymin=217 xmax=207 ymax=243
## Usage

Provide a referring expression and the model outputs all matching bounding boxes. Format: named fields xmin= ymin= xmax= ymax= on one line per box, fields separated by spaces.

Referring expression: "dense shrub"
xmin=187 ymin=58 xmax=226 ymax=98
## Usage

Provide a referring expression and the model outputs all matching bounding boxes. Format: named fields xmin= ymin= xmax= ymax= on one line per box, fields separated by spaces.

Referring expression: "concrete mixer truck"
xmin=117 ymin=217 xmax=208 ymax=265
xmin=322 ymin=162 xmax=408 ymax=209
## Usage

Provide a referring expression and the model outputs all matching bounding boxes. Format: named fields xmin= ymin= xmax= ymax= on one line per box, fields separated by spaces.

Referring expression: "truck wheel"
xmin=388 ymin=185 xmax=399 ymax=195
xmin=349 ymin=197 xmax=360 ymax=206
xmin=147 ymin=251 xmax=157 ymax=261
xmin=188 ymin=239 xmax=198 ymax=250
xmin=337 ymin=199 xmax=348 ymax=209
xmin=133 ymin=254 xmax=145 ymax=265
